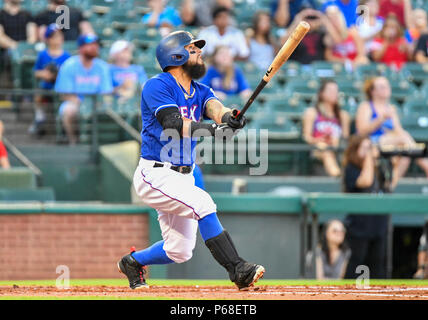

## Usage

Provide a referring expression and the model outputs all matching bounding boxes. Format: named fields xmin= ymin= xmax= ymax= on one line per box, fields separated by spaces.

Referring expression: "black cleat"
xmin=117 ymin=248 xmax=149 ymax=289
xmin=233 ymin=262 xmax=265 ymax=290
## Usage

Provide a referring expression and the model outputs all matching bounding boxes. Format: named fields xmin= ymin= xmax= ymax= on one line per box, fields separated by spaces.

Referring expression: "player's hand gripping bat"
xmin=233 ymin=21 xmax=311 ymax=120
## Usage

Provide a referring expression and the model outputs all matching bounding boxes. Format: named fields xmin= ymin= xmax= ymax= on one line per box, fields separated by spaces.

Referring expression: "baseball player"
xmin=117 ymin=31 xmax=265 ymax=290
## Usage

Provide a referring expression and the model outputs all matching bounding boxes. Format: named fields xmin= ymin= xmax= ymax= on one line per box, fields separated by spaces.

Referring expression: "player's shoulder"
xmin=142 ymin=73 xmax=174 ymax=93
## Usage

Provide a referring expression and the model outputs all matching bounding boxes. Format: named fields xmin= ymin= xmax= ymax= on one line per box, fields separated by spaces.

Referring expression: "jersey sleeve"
xmin=142 ymin=78 xmax=179 ymax=116
xmin=200 ymin=85 xmax=218 ymax=120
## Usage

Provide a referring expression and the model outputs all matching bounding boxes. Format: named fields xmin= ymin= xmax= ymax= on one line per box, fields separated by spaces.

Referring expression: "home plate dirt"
xmin=1 ymin=285 xmax=428 ymax=299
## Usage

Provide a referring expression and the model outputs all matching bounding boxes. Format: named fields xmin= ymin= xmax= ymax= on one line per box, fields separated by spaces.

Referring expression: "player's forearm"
xmin=205 ymin=99 xmax=231 ymax=124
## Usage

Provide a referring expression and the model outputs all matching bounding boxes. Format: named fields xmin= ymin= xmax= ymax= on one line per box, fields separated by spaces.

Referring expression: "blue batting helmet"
xmin=156 ymin=31 xmax=205 ymax=71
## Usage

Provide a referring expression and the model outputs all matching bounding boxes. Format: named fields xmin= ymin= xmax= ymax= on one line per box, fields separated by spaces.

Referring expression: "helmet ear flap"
xmin=171 ymin=50 xmax=189 ymax=64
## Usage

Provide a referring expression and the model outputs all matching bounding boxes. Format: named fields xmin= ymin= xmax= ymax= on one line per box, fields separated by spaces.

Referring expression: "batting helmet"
xmin=156 ymin=31 xmax=206 ymax=71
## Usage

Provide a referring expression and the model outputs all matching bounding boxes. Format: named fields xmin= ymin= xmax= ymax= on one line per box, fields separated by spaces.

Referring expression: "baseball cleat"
xmin=235 ymin=263 xmax=265 ymax=291
xmin=117 ymin=250 xmax=149 ymax=290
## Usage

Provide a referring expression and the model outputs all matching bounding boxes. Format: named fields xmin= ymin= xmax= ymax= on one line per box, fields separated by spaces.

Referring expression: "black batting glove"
xmin=221 ymin=108 xmax=247 ymax=131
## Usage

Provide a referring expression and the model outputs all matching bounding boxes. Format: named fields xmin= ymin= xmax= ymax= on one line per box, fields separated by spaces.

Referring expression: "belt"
xmin=153 ymin=162 xmax=192 ymax=174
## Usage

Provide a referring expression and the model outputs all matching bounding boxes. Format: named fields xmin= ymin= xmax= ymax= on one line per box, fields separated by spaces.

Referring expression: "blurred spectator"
xmin=30 ymin=24 xmax=71 ymax=136
xmin=414 ymin=32 xmax=428 ymax=63
xmin=283 ymin=8 xmax=342 ymax=65
xmin=378 ymin=0 xmax=412 ymax=28
xmin=54 ymin=34 xmax=113 ymax=145
xmin=198 ymin=6 xmax=250 ymax=60
xmin=303 ymin=80 xmax=350 ymax=177
xmin=342 ymin=134 xmax=388 ymax=279
xmin=315 ymin=220 xmax=351 ymax=279
xmin=271 ymin=0 xmax=319 ymax=28
xmin=356 ymin=0 xmax=384 ymax=53
xmin=142 ymin=0 xmax=182 ymax=37
xmin=0 ymin=120 xmax=10 ymax=169
xmin=109 ymin=40 xmax=147 ymax=102
xmin=371 ymin=15 xmax=411 ymax=70
xmin=322 ymin=0 xmax=358 ymax=28
xmin=200 ymin=45 xmax=251 ymax=101
xmin=35 ymin=0 xmax=93 ymax=41
xmin=181 ymin=0 xmax=233 ymax=27
xmin=0 ymin=0 xmax=37 ymax=49
xmin=405 ymin=8 xmax=427 ymax=45
xmin=355 ymin=76 xmax=428 ymax=189
xmin=246 ymin=11 xmax=277 ymax=71
xmin=413 ymin=221 xmax=428 ymax=279
xmin=324 ymin=6 xmax=369 ymax=69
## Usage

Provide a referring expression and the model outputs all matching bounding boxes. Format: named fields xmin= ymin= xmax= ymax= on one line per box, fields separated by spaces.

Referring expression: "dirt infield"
xmin=1 ymin=284 xmax=428 ymax=299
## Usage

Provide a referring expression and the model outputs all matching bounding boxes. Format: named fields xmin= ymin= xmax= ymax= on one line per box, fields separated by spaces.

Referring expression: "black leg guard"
xmin=205 ymin=230 xmax=265 ymax=289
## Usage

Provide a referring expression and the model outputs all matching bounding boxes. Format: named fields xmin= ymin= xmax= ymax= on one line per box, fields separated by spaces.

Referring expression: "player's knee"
xmin=163 ymin=238 xmax=196 ymax=263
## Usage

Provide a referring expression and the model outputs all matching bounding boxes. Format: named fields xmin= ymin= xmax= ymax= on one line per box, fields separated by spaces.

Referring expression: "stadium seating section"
xmin=2 ymin=0 xmax=428 ymax=175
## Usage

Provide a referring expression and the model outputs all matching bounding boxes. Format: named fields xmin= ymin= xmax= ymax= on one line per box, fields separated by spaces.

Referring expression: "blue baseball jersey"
xmin=55 ymin=55 xmax=113 ymax=100
xmin=34 ymin=49 xmax=71 ymax=89
xmin=200 ymin=65 xmax=249 ymax=96
xmin=140 ymin=72 xmax=217 ymax=166
xmin=110 ymin=64 xmax=148 ymax=90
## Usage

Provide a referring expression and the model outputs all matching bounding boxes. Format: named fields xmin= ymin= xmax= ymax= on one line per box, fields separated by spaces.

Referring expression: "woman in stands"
xmin=355 ymin=76 xmax=428 ymax=189
xmin=200 ymin=45 xmax=252 ymax=102
xmin=303 ymin=80 xmax=350 ymax=177
xmin=246 ymin=11 xmax=277 ymax=71
xmin=371 ymin=14 xmax=411 ymax=70
xmin=314 ymin=219 xmax=351 ymax=279
xmin=342 ymin=134 xmax=388 ymax=279
xmin=324 ymin=5 xmax=369 ymax=70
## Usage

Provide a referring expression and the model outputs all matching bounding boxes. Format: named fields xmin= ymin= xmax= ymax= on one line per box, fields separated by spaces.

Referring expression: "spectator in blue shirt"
xmin=142 ymin=0 xmax=182 ymax=37
xmin=55 ymin=34 xmax=113 ymax=144
xmin=109 ymin=40 xmax=147 ymax=103
xmin=322 ymin=0 xmax=358 ymax=28
xmin=200 ymin=45 xmax=251 ymax=102
xmin=272 ymin=0 xmax=319 ymax=27
xmin=30 ymin=23 xmax=70 ymax=137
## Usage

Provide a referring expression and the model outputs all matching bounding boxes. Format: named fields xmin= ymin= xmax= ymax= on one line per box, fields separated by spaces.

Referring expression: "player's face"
xmin=182 ymin=43 xmax=206 ymax=79
xmin=184 ymin=43 xmax=203 ymax=66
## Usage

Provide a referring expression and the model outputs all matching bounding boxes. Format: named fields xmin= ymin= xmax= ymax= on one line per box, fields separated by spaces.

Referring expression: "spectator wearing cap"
xmin=30 ymin=23 xmax=71 ymax=136
xmin=109 ymin=40 xmax=148 ymax=102
xmin=35 ymin=0 xmax=94 ymax=41
xmin=198 ymin=6 xmax=250 ymax=60
xmin=0 ymin=0 xmax=37 ymax=49
xmin=0 ymin=120 xmax=10 ymax=169
xmin=54 ymin=34 xmax=113 ymax=144
xmin=142 ymin=0 xmax=182 ymax=37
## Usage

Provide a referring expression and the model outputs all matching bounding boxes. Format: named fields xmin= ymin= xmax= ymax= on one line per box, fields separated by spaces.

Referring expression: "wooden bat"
xmin=234 ymin=21 xmax=311 ymax=120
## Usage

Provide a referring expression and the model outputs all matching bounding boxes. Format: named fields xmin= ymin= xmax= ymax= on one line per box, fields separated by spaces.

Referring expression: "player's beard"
xmin=182 ymin=60 xmax=206 ymax=80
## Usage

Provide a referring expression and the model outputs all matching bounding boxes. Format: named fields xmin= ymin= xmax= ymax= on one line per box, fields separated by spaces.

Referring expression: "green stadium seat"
xmin=309 ymin=61 xmax=353 ymax=80
xmin=261 ymin=93 xmax=307 ymax=115
xmin=284 ymin=78 xmax=320 ymax=101
xmin=389 ymin=81 xmax=419 ymax=103
xmin=0 ymin=168 xmax=37 ymax=189
xmin=248 ymin=112 xmax=300 ymax=140
xmin=401 ymin=63 xmax=428 ymax=86
xmin=355 ymin=63 xmax=403 ymax=82
xmin=0 ymin=188 xmax=55 ymax=201
xmin=402 ymin=98 xmax=428 ymax=116
xmin=401 ymin=114 xmax=428 ymax=142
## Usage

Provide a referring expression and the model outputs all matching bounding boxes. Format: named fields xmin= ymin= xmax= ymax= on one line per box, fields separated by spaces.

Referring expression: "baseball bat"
xmin=234 ymin=21 xmax=310 ymax=120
